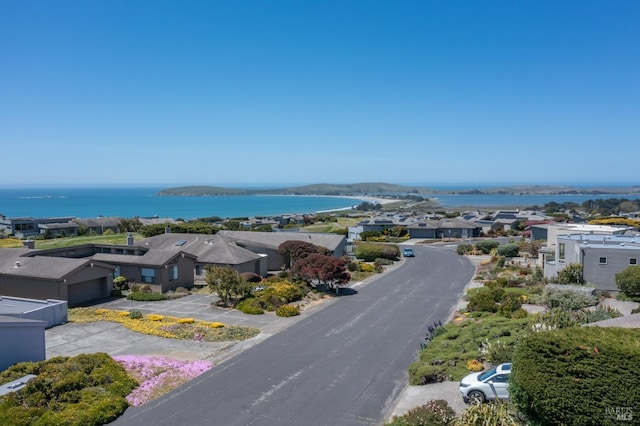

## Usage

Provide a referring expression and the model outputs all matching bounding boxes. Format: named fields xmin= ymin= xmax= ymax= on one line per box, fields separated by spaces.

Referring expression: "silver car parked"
xmin=458 ymin=362 xmax=511 ymax=403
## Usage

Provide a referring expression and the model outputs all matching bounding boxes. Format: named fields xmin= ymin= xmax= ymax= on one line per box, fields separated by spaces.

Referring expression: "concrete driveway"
xmin=46 ymin=291 xmax=334 ymax=364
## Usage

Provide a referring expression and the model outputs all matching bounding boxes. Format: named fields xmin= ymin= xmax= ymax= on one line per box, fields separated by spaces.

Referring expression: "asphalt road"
xmin=113 ymin=245 xmax=474 ymax=426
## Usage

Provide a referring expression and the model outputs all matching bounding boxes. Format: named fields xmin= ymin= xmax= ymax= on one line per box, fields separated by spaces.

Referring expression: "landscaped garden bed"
xmin=69 ymin=308 xmax=260 ymax=342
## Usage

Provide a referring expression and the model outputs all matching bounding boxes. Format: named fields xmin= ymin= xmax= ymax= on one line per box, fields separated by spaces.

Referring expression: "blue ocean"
xmin=0 ymin=187 xmax=638 ymax=219
xmin=0 ymin=187 xmax=361 ymax=219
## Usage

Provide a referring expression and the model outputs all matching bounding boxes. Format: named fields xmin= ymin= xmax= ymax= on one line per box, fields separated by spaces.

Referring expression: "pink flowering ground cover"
xmin=114 ymin=355 xmax=213 ymax=406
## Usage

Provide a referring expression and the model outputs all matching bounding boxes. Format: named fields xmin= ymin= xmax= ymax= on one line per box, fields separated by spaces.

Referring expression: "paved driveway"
xmin=46 ymin=292 xmax=334 ymax=364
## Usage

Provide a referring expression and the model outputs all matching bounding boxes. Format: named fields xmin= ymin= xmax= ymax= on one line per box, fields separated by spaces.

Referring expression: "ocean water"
xmin=0 ymin=188 xmax=361 ymax=219
xmin=0 ymin=187 xmax=638 ymax=219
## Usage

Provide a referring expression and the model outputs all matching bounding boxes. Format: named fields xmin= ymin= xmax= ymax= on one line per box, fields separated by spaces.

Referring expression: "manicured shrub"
xmin=475 ymin=240 xmax=500 ymax=254
xmin=386 ymin=399 xmax=456 ymax=426
xmin=275 ymin=304 xmax=300 ymax=317
xmin=140 ymin=284 xmax=152 ymax=293
xmin=235 ymin=298 xmax=265 ymax=315
xmin=354 ymin=242 xmax=400 ymax=262
xmin=127 ymin=292 xmax=168 ymax=301
xmin=510 ymin=327 xmax=640 ymax=426
xmin=496 ymin=243 xmax=519 ymax=257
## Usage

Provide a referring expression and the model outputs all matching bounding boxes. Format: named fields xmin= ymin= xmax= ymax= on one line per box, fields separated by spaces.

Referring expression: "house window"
xmin=631 ymin=258 xmax=638 ymax=265
xmin=599 ymin=257 xmax=607 ymax=265
xmin=114 ymin=266 xmax=121 ymax=278
xmin=195 ymin=265 xmax=203 ymax=276
xmin=141 ymin=268 xmax=155 ymax=283
xmin=169 ymin=265 xmax=178 ymax=281
xmin=558 ymin=243 xmax=565 ymax=261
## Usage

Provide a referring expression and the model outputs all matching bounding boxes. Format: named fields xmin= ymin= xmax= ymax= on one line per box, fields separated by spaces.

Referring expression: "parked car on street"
xmin=403 ymin=248 xmax=415 ymax=257
xmin=459 ymin=363 xmax=511 ymax=403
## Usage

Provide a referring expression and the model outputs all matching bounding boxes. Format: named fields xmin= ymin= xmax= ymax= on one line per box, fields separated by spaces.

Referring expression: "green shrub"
xmin=535 ymin=306 xmax=621 ymax=330
xmin=354 ymin=242 xmax=400 ymax=261
xmin=275 ymin=304 xmax=300 ymax=317
xmin=113 ymin=276 xmax=128 ymax=291
xmin=475 ymin=240 xmax=500 ymax=254
xmin=126 ymin=292 xmax=168 ymax=301
xmin=540 ymin=288 xmax=597 ymax=310
xmin=557 ymin=263 xmax=584 ymax=284
xmin=616 ymin=265 xmax=640 ymax=297
xmin=467 ymin=287 xmax=505 ymax=313
xmin=128 ymin=309 xmax=143 ymax=319
xmin=496 ymin=243 xmax=519 ymax=257
xmin=482 ymin=339 xmax=516 ymax=365
xmin=129 ymin=284 xmax=141 ymax=293
xmin=457 ymin=244 xmax=473 ymax=255
xmin=236 ymin=298 xmax=265 ymax=315
xmin=497 ymin=295 xmax=523 ymax=318
xmin=510 ymin=327 xmax=640 ymax=426
xmin=454 ymin=400 xmax=525 ymax=426
xmin=386 ymin=399 xmax=456 ymax=426
xmin=0 ymin=353 xmax=137 ymax=426
xmin=407 ymin=363 xmax=449 ymax=385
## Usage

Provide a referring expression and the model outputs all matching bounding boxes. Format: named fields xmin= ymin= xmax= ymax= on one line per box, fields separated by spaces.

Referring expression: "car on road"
xmin=403 ymin=248 xmax=415 ymax=257
xmin=459 ymin=363 xmax=511 ymax=403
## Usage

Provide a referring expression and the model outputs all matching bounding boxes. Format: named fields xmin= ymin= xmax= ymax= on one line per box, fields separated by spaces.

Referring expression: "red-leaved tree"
xmin=291 ymin=253 xmax=350 ymax=294
xmin=279 ymin=240 xmax=330 ymax=268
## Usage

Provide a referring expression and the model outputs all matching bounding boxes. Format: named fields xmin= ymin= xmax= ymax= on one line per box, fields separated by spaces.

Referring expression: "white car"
xmin=459 ymin=363 xmax=511 ymax=403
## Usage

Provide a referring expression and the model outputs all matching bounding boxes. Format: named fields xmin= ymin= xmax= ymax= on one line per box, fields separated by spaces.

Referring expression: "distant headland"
xmin=157 ymin=183 xmax=640 ymax=197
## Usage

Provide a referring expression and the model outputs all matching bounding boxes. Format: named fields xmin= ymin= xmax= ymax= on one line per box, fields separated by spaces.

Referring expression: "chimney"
xmin=22 ymin=239 xmax=35 ymax=249
xmin=127 ymin=232 xmax=134 ymax=246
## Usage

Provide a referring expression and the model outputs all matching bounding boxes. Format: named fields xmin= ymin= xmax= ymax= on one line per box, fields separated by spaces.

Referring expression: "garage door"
xmin=67 ymin=278 xmax=107 ymax=307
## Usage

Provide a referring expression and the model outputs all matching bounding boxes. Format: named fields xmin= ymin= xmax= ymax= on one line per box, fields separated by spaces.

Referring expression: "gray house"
xmin=546 ymin=234 xmax=640 ymax=291
xmin=0 ymin=248 xmax=115 ymax=307
xmin=407 ymin=218 xmax=481 ymax=239
xmin=218 ymin=230 xmax=347 ymax=270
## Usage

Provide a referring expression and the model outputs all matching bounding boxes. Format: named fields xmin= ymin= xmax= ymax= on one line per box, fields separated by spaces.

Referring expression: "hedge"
xmin=510 ymin=327 xmax=640 ymax=426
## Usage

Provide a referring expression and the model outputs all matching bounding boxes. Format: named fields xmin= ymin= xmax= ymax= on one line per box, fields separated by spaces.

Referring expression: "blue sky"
xmin=1 ymin=1 xmax=639 ymax=187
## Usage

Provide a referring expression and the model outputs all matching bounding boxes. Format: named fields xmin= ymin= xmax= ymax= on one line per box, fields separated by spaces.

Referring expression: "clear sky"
xmin=1 ymin=1 xmax=639 ymax=188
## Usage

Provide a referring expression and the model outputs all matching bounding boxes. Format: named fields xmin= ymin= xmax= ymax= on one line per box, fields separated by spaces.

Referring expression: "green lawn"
xmin=300 ymin=217 xmax=361 ymax=233
xmin=34 ymin=233 xmax=143 ymax=249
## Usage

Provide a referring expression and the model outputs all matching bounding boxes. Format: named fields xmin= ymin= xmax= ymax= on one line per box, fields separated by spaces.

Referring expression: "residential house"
xmin=545 ymin=234 xmax=640 ymax=291
xmin=0 ymin=248 xmax=115 ymax=307
xmin=407 ymin=218 xmax=481 ymax=239
xmin=218 ymin=230 xmax=347 ymax=270
xmin=0 ymin=217 xmax=75 ymax=239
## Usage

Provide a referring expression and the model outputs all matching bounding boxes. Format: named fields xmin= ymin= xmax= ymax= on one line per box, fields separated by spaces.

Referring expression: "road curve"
xmin=113 ymin=245 xmax=474 ymax=426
